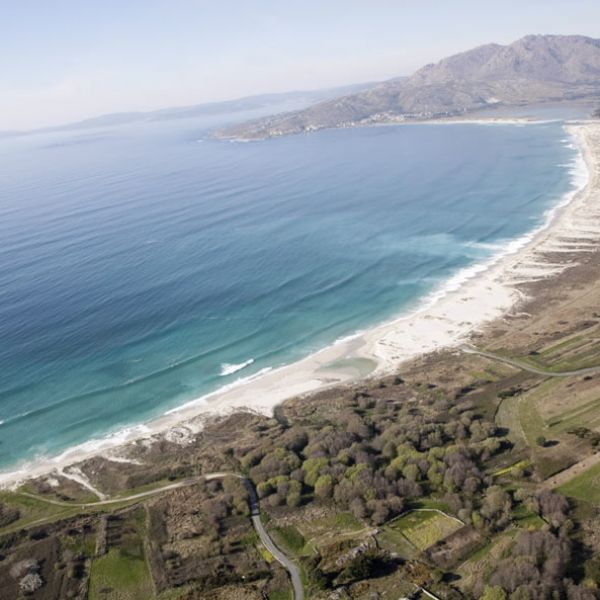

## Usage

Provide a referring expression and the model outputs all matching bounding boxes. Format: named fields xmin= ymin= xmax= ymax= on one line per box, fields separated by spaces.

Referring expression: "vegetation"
xmin=558 ymin=461 xmax=600 ymax=505
xmin=3 ymin=296 xmax=600 ymax=598
xmin=89 ymin=547 xmax=152 ymax=600
xmin=387 ymin=511 xmax=463 ymax=551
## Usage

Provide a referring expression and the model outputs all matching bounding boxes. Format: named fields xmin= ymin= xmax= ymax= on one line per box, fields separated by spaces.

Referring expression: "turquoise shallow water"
xmin=0 ymin=114 xmax=579 ymax=471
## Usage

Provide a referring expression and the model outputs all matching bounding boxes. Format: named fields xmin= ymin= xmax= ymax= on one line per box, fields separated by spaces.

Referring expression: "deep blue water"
xmin=0 ymin=115 xmax=578 ymax=470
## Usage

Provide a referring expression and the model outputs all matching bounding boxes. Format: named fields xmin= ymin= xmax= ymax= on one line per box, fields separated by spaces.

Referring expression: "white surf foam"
xmin=220 ymin=358 xmax=255 ymax=376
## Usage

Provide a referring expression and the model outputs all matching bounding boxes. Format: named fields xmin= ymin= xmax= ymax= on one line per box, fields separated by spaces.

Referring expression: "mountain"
xmin=51 ymin=82 xmax=378 ymax=131
xmin=5 ymin=82 xmax=376 ymax=138
xmin=215 ymin=35 xmax=600 ymax=140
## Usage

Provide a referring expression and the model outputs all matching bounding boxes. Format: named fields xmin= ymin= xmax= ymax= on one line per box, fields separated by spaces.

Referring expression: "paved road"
xmin=460 ymin=344 xmax=600 ymax=378
xmin=251 ymin=513 xmax=304 ymax=600
xmin=20 ymin=472 xmax=304 ymax=600
xmin=241 ymin=478 xmax=304 ymax=600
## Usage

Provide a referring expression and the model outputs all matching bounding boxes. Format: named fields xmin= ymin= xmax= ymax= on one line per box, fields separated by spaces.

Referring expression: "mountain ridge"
xmin=3 ymin=82 xmax=377 ymax=137
xmin=215 ymin=34 xmax=600 ymax=140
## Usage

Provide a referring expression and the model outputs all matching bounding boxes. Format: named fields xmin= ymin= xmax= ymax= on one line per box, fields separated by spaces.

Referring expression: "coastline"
xmin=218 ymin=117 xmax=555 ymax=143
xmin=0 ymin=120 xmax=597 ymax=489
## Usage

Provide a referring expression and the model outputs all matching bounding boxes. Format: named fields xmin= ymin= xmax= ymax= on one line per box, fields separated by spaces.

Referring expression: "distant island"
xmin=215 ymin=34 xmax=600 ymax=140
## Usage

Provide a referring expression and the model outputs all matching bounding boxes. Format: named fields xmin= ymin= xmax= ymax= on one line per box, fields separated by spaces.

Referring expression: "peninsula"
xmin=215 ymin=35 xmax=600 ymax=140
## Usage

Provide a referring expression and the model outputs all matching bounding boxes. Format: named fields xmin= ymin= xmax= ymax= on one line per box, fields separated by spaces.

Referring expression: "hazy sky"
xmin=3 ymin=0 xmax=600 ymax=130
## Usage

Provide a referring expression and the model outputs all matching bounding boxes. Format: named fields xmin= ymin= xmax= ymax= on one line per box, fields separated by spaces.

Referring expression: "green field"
xmin=272 ymin=511 xmax=365 ymax=557
xmin=89 ymin=547 xmax=153 ymax=600
xmin=511 ymin=502 xmax=546 ymax=530
xmin=89 ymin=509 xmax=154 ymax=600
xmin=558 ymin=461 xmax=600 ymax=505
xmin=0 ymin=491 xmax=84 ymax=535
xmin=273 ymin=525 xmax=306 ymax=554
xmin=509 ymin=325 xmax=600 ymax=372
xmin=385 ymin=510 xmax=463 ymax=551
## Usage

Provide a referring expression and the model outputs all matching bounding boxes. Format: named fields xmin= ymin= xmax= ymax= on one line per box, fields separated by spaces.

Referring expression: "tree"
xmin=302 ymin=555 xmax=329 ymax=590
xmin=584 ymin=555 xmax=600 ymax=583
xmin=338 ymin=551 xmax=378 ymax=583
xmin=402 ymin=463 xmax=420 ymax=481
xmin=481 ymin=585 xmax=508 ymax=600
xmin=350 ymin=497 xmax=367 ymax=519
xmin=314 ymin=474 xmax=333 ymax=498
xmin=286 ymin=491 xmax=301 ymax=507
xmin=509 ymin=587 xmax=531 ymax=600
xmin=302 ymin=458 xmax=328 ymax=487
xmin=536 ymin=436 xmax=547 ymax=447
xmin=256 ymin=481 xmax=273 ymax=498
xmin=368 ymin=500 xmax=390 ymax=525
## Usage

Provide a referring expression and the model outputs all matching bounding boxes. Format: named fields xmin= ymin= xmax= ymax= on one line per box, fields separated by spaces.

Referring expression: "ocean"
xmin=0 ymin=110 xmax=581 ymax=472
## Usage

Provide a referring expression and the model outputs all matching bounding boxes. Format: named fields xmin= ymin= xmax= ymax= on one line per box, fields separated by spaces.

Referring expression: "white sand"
xmin=57 ymin=467 xmax=107 ymax=501
xmin=1 ymin=121 xmax=599 ymax=490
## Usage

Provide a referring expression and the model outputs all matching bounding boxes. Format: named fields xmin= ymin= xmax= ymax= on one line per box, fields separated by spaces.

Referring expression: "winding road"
xmin=459 ymin=344 xmax=600 ymax=377
xmin=20 ymin=472 xmax=304 ymax=600
xmin=250 ymin=508 xmax=304 ymax=599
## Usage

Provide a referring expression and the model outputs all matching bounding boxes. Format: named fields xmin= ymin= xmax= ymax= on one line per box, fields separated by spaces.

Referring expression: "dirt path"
xmin=20 ymin=474 xmax=228 ymax=507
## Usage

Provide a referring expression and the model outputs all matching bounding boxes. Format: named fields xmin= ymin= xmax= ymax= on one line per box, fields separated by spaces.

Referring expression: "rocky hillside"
xmin=215 ymin=35 xmax=600 ymax=139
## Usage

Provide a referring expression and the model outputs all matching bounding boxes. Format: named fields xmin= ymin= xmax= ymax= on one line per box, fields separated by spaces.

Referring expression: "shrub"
xmin=314 ymin=475 xmax=333 ymax=498
xmin=19 ymin=573 xmax=43 ymax=593
xmin=10 ymin=558 xmax=39 ymax=579
xmin=481 ymin=586 xmax=508 ymax=600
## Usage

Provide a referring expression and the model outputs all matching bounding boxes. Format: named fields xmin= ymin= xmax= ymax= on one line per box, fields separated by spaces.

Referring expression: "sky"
xmin=2 ymin=0 xmax=600 ymax=130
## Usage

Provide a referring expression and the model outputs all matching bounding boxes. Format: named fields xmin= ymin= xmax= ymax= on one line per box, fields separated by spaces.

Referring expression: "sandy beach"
xmin=1 ymin=120 xmax=599 ymax=489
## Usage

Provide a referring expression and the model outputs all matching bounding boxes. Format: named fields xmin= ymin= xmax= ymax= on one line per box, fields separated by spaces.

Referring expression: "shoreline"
xmin=218 ymin=116 xmax=559 ymax=143
xmin=0 ymin=121 xmax=596 ymax=489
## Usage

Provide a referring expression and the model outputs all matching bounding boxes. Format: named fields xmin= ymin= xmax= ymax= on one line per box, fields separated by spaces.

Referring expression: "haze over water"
xmin=0 ymin=108 xmax=579 ymax=471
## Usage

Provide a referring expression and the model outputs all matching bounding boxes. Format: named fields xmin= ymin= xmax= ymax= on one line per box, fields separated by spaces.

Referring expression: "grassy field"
xmin=558 ymin=461 xmax=600 ymax=505
xmin=456 ymin=530 xmax=518 ymax=592
xmin=0 ymin=489 xmax=150 ymax=537
xmin=0 ymin=491 xmax=80 ymax=534
xmin=156 ymin=586 xmax=194 ymax=600
xmin=384 ymin=510 xmax=463 ymax=552
xmin=547 ymin=395 xmax=600 ymax=434
xmin=511 ymin=503 xmax=546 ymax=530
xmin=484 ymin=323 xmax=600 ymax=481
xmin=89 ymin=547 xmax=154 ymax=600
xmin=376 ymin=526 xmax=418 ymax=559
xmin=271 ymin=510 xmax=366 ymax=558
xmin=273 ymin=524 xmax=306 ymax=554
xmin=500 ymin=376 xmax=596 ymax=479
xmin=267 ymin=591 xmax=293 ymax=600
xmin=505 ymin=323 xmax=600 ymax=372
xmin=89 ymin=508 xmax=154 ymax=600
